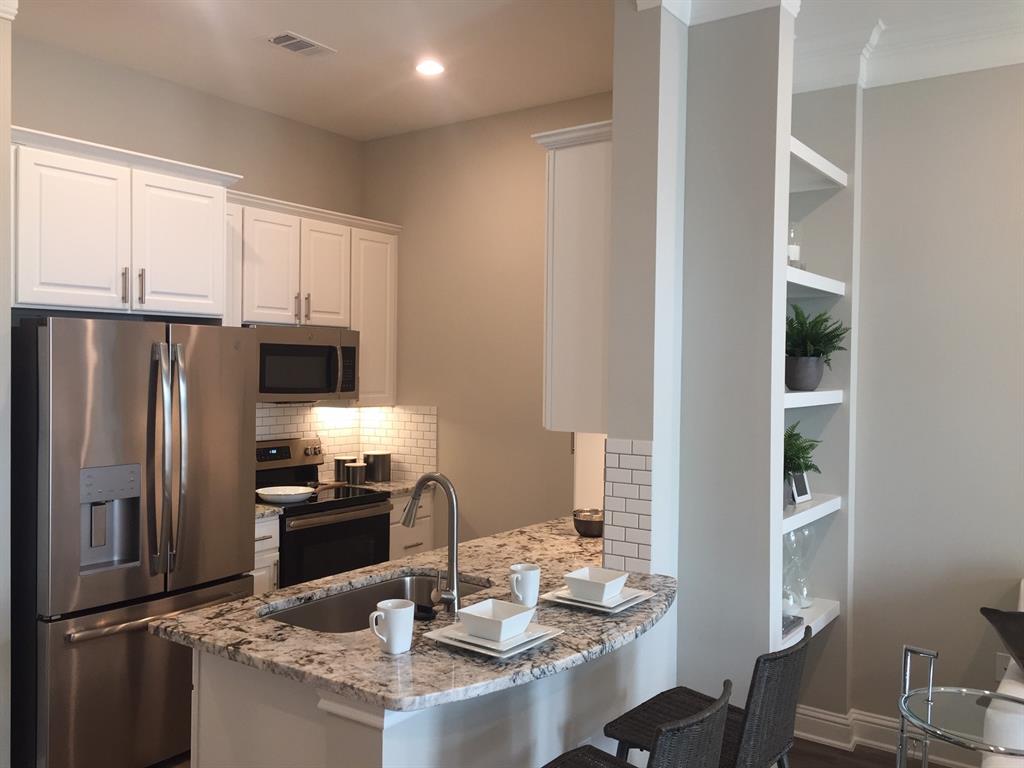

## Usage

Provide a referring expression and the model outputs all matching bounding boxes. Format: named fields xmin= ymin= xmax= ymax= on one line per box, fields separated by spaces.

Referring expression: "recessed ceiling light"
xmin=416 ymin=59 xmax=445 ymax=77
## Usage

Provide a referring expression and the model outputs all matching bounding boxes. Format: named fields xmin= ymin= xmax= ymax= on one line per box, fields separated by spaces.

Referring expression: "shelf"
xmin=783 ymin=494 xmax=841 ymax=533
xmin=786 ymin=267 xmax=845 ymax=299
xmin=784 ymin=389 xmax=843 ymax=409
xmin=781 ymin=599 xmax=841 ymax=648
xmin=790 ymin=137 xmax=848 ymax=193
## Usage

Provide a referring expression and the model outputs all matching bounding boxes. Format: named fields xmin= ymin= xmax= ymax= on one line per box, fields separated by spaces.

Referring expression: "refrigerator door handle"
xmin=169 ymin=343 xmax=189 ymax=572
xmin=152 ymin=342 xmax=173 ymax=576
xmin=65 ymin=584 xmax=251 ymax=643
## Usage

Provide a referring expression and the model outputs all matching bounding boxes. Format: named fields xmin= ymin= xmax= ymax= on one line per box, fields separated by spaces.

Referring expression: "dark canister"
xmin=363 ymin=451 xmax=392 ymax=482
xmin=334 ymin=455 xmax=358 ymax=482
xmin=344 ymin=461 xmax=367 ymax=486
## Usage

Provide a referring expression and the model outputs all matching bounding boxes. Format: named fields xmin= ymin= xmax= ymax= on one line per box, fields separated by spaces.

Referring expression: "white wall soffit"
xmin=796 ymin=4 xmax=1024 ymax=94
xmin=0 ymin=0 xmax=18 ymax=21
xmin=635 ymin=0 xmax=800 ymax=26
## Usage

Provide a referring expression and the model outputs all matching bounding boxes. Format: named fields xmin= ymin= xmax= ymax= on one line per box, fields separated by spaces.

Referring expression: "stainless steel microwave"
xmin=249 ymin=325 xmax=359 ymax=403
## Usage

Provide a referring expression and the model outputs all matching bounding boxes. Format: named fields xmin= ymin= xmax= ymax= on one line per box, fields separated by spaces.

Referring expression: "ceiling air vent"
xmin=268 ymin=31 xmax=337 ymax=56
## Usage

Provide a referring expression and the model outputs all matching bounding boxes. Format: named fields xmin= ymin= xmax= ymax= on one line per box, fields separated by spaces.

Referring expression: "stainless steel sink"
xmin=268 ymin=575 xmax=489 ymax=633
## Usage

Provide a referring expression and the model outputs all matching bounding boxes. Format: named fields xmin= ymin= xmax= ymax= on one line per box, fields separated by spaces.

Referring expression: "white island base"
xmin=190 ymin=603 xmax=676 ymax=768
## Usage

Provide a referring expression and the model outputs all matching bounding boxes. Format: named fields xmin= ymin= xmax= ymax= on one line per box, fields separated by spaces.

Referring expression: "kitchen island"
xmin=152 ymin=517 xmax=678 ymax=767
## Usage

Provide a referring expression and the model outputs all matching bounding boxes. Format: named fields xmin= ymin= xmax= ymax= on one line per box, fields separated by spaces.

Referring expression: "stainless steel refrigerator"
xmin=12 ymin=316 xmax=257 ymax=768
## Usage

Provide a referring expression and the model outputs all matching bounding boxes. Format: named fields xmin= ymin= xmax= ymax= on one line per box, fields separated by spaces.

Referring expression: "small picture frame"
xmin=788 ymin=471 xmax=812 ymax=504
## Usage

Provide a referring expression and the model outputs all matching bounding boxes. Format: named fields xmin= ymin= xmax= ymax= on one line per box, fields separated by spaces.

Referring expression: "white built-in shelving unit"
xmin=678 ymin=7 xmax=859 ymax=703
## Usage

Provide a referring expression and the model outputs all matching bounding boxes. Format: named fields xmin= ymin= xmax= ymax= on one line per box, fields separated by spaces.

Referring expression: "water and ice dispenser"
xmin=79 ymin=464 xmax=142 ymax=573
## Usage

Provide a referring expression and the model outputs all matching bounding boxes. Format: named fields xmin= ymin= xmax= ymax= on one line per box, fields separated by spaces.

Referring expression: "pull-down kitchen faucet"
xmin=401 ymin=472 xmax=460 ymax=612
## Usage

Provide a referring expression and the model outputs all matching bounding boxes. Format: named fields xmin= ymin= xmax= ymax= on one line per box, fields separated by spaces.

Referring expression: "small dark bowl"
xmin=573 ymin=509 xmax=604 ymax=538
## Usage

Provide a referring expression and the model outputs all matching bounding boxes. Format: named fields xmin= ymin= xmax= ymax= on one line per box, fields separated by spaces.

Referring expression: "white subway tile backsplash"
xmin=255 ymin=404 xmax=437 ymax=482
xmin=602 ymin=436 xmax=655 ymax=571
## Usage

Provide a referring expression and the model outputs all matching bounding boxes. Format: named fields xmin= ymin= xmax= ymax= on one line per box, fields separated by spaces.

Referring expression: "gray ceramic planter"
xmin=786 ymin=356 xmax=825 ymax=391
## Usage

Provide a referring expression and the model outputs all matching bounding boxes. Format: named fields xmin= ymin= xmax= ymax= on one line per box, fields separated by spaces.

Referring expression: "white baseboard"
xmin=795 ymin=704 xmax=980 ymax=768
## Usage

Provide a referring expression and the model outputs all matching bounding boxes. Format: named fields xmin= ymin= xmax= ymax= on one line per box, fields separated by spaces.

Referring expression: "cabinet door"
xmin=543 ymin=140 xmax=611 ymax=433
xmin=242 ymin=207 xmax=301 ymax=324
xmin=351 ymin=228 xmax=397 ymax=406
xmin=15 ymin=146 xmax=131 ymax=310
xmin=252 ymin=549 xmax=279 ymax=594
xmin=300 ymin=219 xmax=351 ymax=327
xmin=132 ymin=170 xmax=226 ymax=316
xmin=224 ymin=203 xmax=243 ymax=327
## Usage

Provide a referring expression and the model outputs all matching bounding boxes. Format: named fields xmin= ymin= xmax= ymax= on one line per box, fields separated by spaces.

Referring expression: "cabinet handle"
xmin=121 ymin=267 xmax=129 ymax=304
xmin=294 ymin=292 xmax=300 ymax=323
xmin=305 ymin=293 xmax=311 ymax=321
xmin=138 ymin=268 xmax=146 ymax=305
xmin=255 ymin=534 xmax=273 ymax=542
xmin=403 ymin=542 xmax=424 ymax=550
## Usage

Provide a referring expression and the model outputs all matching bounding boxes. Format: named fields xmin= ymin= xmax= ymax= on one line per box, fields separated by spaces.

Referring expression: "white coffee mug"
xmin=509 ymin=563 xmax=541 ymax=608
xmin=369 ymin=598 xmax=415 ymax=655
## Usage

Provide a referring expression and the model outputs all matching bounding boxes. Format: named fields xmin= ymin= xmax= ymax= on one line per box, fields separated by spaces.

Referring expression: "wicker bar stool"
xmin=605 ymin=627 xmax=813 ymax=768
xmin=542 ymin=679 xmax=733 ymax=768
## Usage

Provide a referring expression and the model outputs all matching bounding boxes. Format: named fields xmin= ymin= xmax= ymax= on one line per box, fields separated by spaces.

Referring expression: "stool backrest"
xmin=735 ymin=627 xmax=813 ymax=768
xmin=648 ymin=679 xmax=732 ymax=768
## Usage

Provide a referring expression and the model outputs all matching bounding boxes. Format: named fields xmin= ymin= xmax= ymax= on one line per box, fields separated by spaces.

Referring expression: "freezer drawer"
xmin=34 ymin=577 xmax=251 ymax=768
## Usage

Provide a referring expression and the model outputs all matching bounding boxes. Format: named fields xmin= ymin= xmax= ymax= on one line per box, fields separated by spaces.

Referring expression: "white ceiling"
xmin=12 ymin=0 xmax=614 ymax=141
xmin=12 ymin=0 xmax=1023 ymax=139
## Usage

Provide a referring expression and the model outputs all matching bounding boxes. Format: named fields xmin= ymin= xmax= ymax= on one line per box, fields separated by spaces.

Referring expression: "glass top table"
xmin=899 ymin=687 xmax=1024 ymax=757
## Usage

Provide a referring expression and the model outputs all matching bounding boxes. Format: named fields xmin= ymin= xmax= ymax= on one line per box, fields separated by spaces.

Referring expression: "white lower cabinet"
xmin=252 ymin=517 xmax=280 ymax=594
xmin=351 ymin=228 xmax=398 ymax=406
xmin=389 ymin=493 xmax=433 ymax=559
xmin=15 ymin=146 xmax=132 ymax=310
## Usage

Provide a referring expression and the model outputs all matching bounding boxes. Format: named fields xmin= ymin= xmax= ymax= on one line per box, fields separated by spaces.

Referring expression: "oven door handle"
xmin=285 ymin=502 xmax=392 ymax=532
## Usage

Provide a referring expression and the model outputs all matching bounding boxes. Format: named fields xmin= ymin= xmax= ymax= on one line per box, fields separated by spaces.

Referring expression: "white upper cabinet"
xmin=12 ymin=129 xmax=240 ymax=316
xmin=351 ymin=227 xmax=398 ymax=406
xmin=131 ymin=170 xmax=226 ymax=316
xmin=300 ymin=218 xmax=351 ymax=327
xmin=533 ymin=122 xmax=612 ymax=434
xmin=15 ymin=146 xmax=132 ymax=311
xmin=224 ymin=203 xmax=243 ymax=327
xmin=241 ymin=208 xmax=301 ymax=324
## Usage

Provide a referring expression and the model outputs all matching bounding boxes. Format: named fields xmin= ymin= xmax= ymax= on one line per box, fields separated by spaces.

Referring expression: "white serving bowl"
xmin=564 ymin=567 xmax=628 ymax=603
xmin=458 ymin=599 xmax=536 ymax=642
xmin=256 ymin=486 xmax=315 ymax=504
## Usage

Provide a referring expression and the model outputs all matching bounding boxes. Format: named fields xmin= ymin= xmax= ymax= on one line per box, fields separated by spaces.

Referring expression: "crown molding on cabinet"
xmin=11 ymin=126 xmax=242 ymax=186
xmin=0 ymin=0 xmax=17 ymax=21
xmin=532 ymin=120 xmax=612 ymax=150
xmin=227 ymin=190 xmax=402 ymax=236
xmin=635 ymin=0 xmax=800 ymax=26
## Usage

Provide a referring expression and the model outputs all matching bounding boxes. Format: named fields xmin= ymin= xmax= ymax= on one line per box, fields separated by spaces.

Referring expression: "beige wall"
xmin=12 ymin=36 xmax=362 ymax=213
xmin=361 ymin=93 xmax=612 ymax=541
xmin=853 ymin=64 xmax=1024 ymax=715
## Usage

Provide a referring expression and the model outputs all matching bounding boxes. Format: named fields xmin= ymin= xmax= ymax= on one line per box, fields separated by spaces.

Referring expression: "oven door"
xmin=278 ymin=503 xmax=391 ymax=588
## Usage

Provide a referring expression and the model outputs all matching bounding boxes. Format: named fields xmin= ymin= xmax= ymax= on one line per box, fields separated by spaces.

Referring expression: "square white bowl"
xmin=564 ymin=567 xmax=628 ymax=603
xmin=457 ymin=599 xmax=536 ymax=642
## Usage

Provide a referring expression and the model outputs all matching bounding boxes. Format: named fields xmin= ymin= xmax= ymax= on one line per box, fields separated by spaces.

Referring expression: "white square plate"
xmin=440 ymin=621 xmax=559 ymax=652
xmin=424 ymin=623 xmax=562 ymax=658
xmin=540 ymin=587 xmax=655 ymax=613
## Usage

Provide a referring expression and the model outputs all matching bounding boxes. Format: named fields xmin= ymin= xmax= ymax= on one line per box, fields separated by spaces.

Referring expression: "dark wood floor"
xmin=790 ymin=738 xmax=909 ymax=767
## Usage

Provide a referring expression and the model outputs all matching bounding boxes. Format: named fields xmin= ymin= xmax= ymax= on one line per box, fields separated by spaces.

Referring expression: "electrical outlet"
xmin=996 ymin=651 xmax=1011 ymax=681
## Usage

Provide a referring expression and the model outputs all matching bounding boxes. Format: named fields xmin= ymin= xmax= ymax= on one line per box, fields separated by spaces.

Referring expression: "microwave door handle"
xmin=152 ymin=342 xmax=173 ymax=575
xmin=170 ymin=343 xmax=189 ymax=572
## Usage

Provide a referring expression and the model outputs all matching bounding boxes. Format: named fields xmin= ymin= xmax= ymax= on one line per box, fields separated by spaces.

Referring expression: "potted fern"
xmin=785 ymin=305 xmax=851 ymax=391
xmin=784 ymin=422 xmax=820 ymax=504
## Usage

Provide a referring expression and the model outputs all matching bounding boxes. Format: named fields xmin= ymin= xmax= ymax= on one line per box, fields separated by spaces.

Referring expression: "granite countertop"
xmin=151 ymin=517 xmax=677 ymax=712
xmin=354 ymin=479 xmax=418 ymax=495
xmin=255 ymin=503 xmax=282 ymax=520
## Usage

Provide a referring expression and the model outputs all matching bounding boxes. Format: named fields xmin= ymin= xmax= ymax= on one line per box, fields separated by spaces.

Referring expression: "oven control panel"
xmin=256 ymin=437 xmax=324 ymax=469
